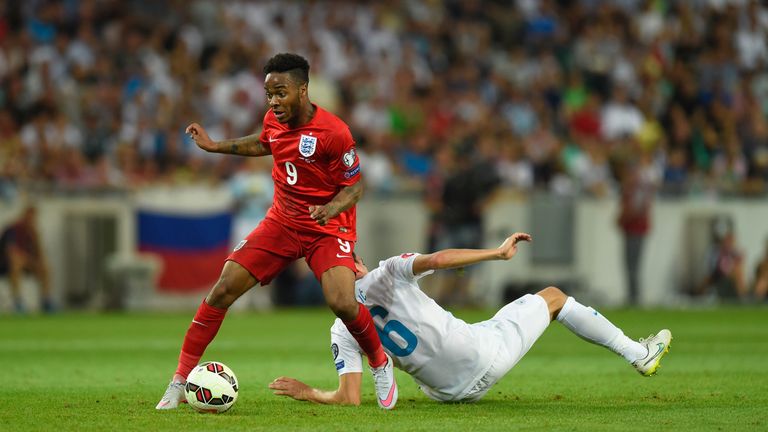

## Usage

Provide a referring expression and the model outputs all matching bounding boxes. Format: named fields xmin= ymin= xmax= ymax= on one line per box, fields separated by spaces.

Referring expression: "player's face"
xmin=264 ymin=72 xmax=306 ymax=124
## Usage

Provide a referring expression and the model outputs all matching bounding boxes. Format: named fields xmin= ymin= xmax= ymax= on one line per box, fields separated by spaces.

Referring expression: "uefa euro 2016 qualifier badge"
xmin=343 ymin=149 xmax=356 ymax=167
xmin=342 ymin=149 xmax=359 ymax=178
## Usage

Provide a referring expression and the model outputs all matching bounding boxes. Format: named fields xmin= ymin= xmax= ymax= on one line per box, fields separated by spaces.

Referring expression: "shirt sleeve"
xmin=330 ymin=319 xmax=364 ymax=376
xmin=382 ymin=253 xmax=434 ymax=283
xmin=326 ymin=127 xmax=360 ymax=187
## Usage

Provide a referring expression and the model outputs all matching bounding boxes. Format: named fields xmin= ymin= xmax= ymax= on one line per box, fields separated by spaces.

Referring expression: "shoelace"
xmin=638 ymin=334 xmax=656 ymax=344
xmin=164 ymin=382 xmax=184 ymax=396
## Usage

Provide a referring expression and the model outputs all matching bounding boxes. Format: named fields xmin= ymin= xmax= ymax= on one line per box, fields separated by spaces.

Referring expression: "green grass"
xmin=1 ymin=307 xmax=766 ymax=431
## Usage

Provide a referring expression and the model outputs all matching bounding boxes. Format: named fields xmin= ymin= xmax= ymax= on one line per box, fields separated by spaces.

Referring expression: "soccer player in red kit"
xmin=156 ymin=53 xmax=397 ymax=410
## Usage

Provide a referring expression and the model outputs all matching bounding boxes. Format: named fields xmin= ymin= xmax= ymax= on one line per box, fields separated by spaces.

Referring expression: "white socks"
xmin=556 ymin=297 xmax=647 ymax=363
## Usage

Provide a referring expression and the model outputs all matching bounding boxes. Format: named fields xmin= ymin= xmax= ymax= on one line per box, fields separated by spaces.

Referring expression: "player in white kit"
xmin=269 ymin=232 xmax=672 ymax=405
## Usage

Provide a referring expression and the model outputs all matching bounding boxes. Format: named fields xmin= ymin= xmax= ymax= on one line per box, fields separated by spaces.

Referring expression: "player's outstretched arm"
xmin=186 ymin=123 xmax=272 ymax=157
xmin=269 ymin=373 xmax=362 ymax=406
xmin=309 ymin=181 xmax=364 ymax=226
xmin=412 ymin=232 xmax=532 ymax=275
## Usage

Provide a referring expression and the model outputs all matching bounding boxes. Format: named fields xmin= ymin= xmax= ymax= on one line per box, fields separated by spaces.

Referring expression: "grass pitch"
xmin=1 ymin=306 xmax=766 ymax=431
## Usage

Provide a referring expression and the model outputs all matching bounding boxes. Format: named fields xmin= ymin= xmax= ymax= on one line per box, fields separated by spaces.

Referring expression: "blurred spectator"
xmin=496 ymin=135 xmax=533 ymax=191
xmin=663 ymin=146 xmax=689 ymax=195
xmin=753 ymin=237 xmax=768 ymax=302
xmin=356 ymin=132 xmax=396 ymax=196
xmin=398 ymin=132 xmax=433 ymax=182
xmin=617 ymin=160 xmax=655 ymax=305
xmin=523 ymin=109 xmax=560 ymax=186
xmin=711 ymin=130 xmax=748 ymax=194
xmin=228 ymin=156 xmax=273 ymax=246
xmin=601 ymin=85 xmax=643 ymax=142
xmin=431 ymin=139 xmax=501 ymax=306
xmin=424 ymin=143 xmax=455 ymax=253
xmin=697 ymin=219 xmax=748 ymax=301
xmin=0 ymin=205 xmax=53 ymax=313
xmin=735 ymin=1 xmax=768 ymax=72
xmin=568 ymin=92 xmax=602 ymax=141
xmin=572 ymin=139 xmax=613 ymax=197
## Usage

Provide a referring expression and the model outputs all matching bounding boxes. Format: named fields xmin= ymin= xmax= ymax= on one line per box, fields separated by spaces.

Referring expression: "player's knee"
xmin=539 ymin=286 xmax=566 ymax=301
xmin=206 ymin=279 xmax=239 ymax=309
xmin=206 ymin=262 xmax=256 ymax=308
xmin=326 ymin=295 xmax=357 ymax=321
xmin=537 ymin=286 xmax=567 ymax=319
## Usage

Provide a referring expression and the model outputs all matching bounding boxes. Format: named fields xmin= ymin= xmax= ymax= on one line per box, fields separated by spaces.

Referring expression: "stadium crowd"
xmin=0 ymin=0 xmax=767 ymax=201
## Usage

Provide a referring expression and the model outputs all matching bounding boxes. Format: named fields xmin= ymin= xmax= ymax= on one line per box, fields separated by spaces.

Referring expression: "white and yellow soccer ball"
xmin=184 ymin=361 xmax=239 ymax=413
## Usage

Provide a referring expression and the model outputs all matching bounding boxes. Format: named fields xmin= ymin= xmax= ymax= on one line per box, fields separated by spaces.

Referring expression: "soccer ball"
xmin=184 ymin=361 xmax=239 ymax=413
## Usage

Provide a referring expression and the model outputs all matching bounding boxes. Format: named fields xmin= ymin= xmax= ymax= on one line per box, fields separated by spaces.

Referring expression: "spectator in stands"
xmin=753 ymin=237 xmax=768 ymax=302
xmin=432 ymin=140 xmax=501 ymax=306
xmin=0 ymin=205 xmax=53 ymax=313
xmin=663 ymin=146 xmax=689 ymax=195
xmin=496 ymin=135 xmax=533 ymax=191
xmin=617 ymin=160 xmax=655 ymax=305
xmin=697 ymin=220 xmax=748 ymax=301
xmin=601 ymin=85 xmax=643 ymax=143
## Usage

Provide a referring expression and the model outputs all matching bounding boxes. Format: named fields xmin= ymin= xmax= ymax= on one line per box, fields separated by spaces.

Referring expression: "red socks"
xmin=174 ymin=301 xmax=383 ymax=377
xmin=175 ymin=300 xmax=228 ymax=379
xmin=343 ymin=303 xmax=387 ymax=367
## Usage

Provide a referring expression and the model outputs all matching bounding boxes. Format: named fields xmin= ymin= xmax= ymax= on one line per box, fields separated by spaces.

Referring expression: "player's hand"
xmin=269 ymin=376 xmax=311 ymax=401
xmin=497 ymin=232 xmax=532 ymax=260
xmin=308 ymin=204 xmax=338 ymax=226
xmin=185 ymin=123 xmax=217 ymax=152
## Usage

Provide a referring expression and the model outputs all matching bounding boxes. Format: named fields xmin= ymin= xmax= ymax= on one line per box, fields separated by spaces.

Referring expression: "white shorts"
xmin=461 ymin=294 xmax=551 ymax=402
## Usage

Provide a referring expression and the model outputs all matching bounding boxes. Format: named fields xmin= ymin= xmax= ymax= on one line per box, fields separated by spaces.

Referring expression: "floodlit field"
xmin=1 ymin=307 xmax=766 ymax=431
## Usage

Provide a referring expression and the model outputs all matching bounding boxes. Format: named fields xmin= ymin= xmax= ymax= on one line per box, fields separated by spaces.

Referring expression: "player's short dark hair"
xmin=263 ymin=53 xmax=310 ymax=84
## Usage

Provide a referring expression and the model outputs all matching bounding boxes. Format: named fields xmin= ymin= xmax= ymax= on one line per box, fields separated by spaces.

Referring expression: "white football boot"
xmin=370 ymin=353 xmax=398 ymax=409
xmin=632 ymin=329 xmax=672 ymax=376
xmin=155 ymin=381 xmax=186 ymax=410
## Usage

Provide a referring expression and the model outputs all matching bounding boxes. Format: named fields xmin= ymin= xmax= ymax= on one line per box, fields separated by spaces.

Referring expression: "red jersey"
xmin=259 ymin=105 xmax=361 ymax=241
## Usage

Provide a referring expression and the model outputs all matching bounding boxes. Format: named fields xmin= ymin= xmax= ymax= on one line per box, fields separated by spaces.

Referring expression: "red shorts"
xmin=227 ymin=216 xmax=356 ymax=285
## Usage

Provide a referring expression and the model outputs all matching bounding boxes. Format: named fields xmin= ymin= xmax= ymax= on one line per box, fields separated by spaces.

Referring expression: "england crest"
xmin=299 ymin=134 xmax=317 ymax=157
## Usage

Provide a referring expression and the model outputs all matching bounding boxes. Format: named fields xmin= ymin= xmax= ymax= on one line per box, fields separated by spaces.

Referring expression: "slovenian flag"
xmin=137 ymin=188 xmax=234 ymax=292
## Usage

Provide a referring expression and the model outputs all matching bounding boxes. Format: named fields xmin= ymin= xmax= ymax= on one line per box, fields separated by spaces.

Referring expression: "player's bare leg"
xmin=157 ymin=261 xmax=256 ymax=410
xmin=537 ymin=286 xmax=672 ymax=376
xmin=322 ymin=266 xmax=397 ymax=409
xmin=205 ymin=261 xmax=258 ymax=309
xmin=536 ymin=286 xmax=568 ymax=320
xmin=321 ymin=266 xmax=360 ymax=322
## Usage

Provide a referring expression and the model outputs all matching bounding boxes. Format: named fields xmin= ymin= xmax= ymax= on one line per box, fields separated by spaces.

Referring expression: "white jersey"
xmin=330 ymin=253 xmax=501 ymax=401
